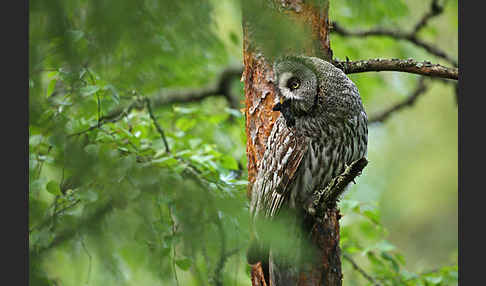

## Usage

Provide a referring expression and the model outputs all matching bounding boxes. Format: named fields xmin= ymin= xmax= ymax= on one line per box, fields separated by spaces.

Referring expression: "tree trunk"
xmin=243 ymin=1 xmax=342 ymax=285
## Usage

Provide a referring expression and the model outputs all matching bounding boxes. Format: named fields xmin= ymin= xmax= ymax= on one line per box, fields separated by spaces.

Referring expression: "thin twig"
xmin=332 ymin=23 xmax=457 ymax=66
xmin=331 ymin=26 xmax=457 ymax=68
xmin=213 ymin=219 xmax=240 ymax=286
xmin=403 ymin=263 xmax=457 ymax=282
xmin=156 ymin=197 xmax=168 ymax=282
xmin=35 ymin=146 xmax=53 ymax=179
xmin=33 ymin=203 xmax=113 ymax=255
xmin=67 ymin=110 xmax=131 ymax=137
xmin=331 ymin=0 xmax=457 ymax=67
xmin=100 ymin=65 xmax=243 ymax=124
xmin=168 ymin=205 xmax=180 ymax=286
xmin=369 ymin=77 xmax=428 ymax=123
xmin=145 ymin=97 xmax=171 ymax=154
xmin=50 ymin=196 xmax=60 ymax=232
xmin=29 ymin=199 xmax=81 ymax=234
xmin=80 ymin=235 xmax=92 ymax=285
xmin=213 ymin=217 xmax=227 ymax=286
xmin=343 ymin=253 xmax=383 ymax=286
xmin=97 ymin=93 xmax=101 ymax=127
xmin=412 ymin=0 xmax=444 ymax=34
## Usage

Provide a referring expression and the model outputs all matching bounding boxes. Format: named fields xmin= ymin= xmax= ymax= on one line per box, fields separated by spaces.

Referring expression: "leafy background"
xmin=29 ymin=0 xmax=458 ymax=285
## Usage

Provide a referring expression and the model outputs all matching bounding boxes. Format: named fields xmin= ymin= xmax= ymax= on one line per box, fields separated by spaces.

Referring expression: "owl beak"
xmin=272 ymin=83 xmax=283 ymax=111
xmin=273 ymin=97 xmax=285 ymax=111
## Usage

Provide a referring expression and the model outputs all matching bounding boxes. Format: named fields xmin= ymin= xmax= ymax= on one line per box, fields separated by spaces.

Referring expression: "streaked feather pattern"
xmin=247 ymin=56 xmax=368 ymax=285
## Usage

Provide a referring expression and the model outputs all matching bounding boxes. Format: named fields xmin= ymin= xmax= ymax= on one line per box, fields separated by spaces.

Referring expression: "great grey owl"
xmin=247 ymin=55 xmax=368 ymax=284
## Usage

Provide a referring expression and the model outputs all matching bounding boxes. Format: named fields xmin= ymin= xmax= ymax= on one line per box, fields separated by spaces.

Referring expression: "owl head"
xmin=272 ymin=55 xmax=363 ymax=127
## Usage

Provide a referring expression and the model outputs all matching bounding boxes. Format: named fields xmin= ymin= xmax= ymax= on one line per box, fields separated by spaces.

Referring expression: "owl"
xmin=247 ymin=55 xmax=368 ymax=283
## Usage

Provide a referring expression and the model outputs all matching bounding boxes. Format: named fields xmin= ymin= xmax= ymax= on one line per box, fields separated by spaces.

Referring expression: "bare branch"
xmin=29 ymin=199 xmax=82 ymax=234
xmin=66 ymin=98 xmax=141 ymax=138
xmin=309 ymin=158 xmax=368 ymax=217
xmin=66 ymin=64 xmax=243 ymax=137
xmin=331 ymin=0 xmax=457 ymax=67
xmin=80 ymin=235 xmax=92 ymax=284
xmin=102 ymin=65 xmax=243 ymax=123
xmin=343 ymin=253 xmax=383 ymax=286
xmin=68 ymin=57 xmax=455 ymax=139
xmin=404 ymin=36 xmax=457 ymax=67
xmin=331 ymin=24 xmax=457 ymax=67
xmin=33 ymin=203 xmax=114 ymax=255
xmin=145 ymin=97 xmax=171 ymax=154
xmin=369 ymin=77 xmax=428 ymax=124
xmin=73 ymin=56 xmax=454 ymax=138
xmin=333 ymin=58 xmax=457 ymax=80
xmin=412 ymin=0 xmax=444 ymax=34
xmin=213 ymin=215 xmax=240 ymax=286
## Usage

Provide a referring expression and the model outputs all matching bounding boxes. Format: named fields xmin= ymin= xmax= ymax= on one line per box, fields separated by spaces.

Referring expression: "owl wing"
xmin=250 ymin=116 xmax=309 ymax=219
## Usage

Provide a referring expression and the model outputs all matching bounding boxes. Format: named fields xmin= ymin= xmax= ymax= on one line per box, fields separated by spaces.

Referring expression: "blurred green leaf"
xmin=46 ymin=79 xmax=57 ymax=97
xmin=46 ymin=180 xmax=61 ymax=196
xmin=375 ymin=240 xmax=396 ymax=252
xmin=175 ymin=258 xmax=192 ymax=271
xmin=78 ymin=188 xmax=99 ymax=202
xmin=424 ymin=275 xmax=443 ymax=285
xmin=221 ymin=155 xmax=238 ymax=170
xmin=80 ymin=85 xmax=100 ymax=97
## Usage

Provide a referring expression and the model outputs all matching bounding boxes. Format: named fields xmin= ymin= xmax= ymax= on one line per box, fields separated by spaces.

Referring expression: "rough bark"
xmin=333 ymin=58 xmax=458 ymax=80
xmin=243 ymin=1 xmax=344 ymax=285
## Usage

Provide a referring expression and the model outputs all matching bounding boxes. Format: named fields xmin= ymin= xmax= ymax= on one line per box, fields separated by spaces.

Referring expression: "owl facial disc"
xmin=272 ymin=83 xmax=296 ymax=127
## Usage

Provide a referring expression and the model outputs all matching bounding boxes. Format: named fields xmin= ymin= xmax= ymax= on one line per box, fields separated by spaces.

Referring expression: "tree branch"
xmin=368 ymin=77 xmax=428 ymax=124
xmin=67 ymin=64 xmax=243 ymax=137
xmin=333 ymin=58 xmax=457 ymax=80
xmin=70 ymin=57 xmax=455 ymax=139
xmin=145 ymin=97 xmax=171 ymax=154
xmin=29 ymin=199 xmax=82 ymax=234
xmin=309 ymin=158 xmax=368 ymax=217
xmin=101 ymin=65 xmax=243 ymax=122
xmin=412 ymin=0 xmax=444 ymax=35
xmin=331 ymin=0 xmax=457 ymax=67
xmin=95 ymin=56 xmax=454 ymax=134
xmin=342 ymin=253 xmax=383 ymax=286
xmin=33 ymin=202 xmax=114 ymax=256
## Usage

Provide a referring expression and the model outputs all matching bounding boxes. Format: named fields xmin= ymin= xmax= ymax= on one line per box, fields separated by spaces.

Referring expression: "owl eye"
xmin=287 ymin=77 xmax=301 ymax=91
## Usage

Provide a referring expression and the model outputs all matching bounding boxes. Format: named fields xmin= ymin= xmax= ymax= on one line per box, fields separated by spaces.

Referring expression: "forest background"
xmin=29 ymin=0 xmax=458 ymax=285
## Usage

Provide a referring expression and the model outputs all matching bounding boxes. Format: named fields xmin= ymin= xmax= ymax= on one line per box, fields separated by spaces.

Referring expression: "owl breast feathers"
xmin=250 ymin=55 xmax=368 ymax=221
xmin=246 ymin=55 xmax=368 ymax=285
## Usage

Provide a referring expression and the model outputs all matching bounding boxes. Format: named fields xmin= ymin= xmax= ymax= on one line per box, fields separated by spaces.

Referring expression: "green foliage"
xmin=340 ymin=200 xmax=458 ymax=285
xmin=29 ymin=0 xmax=457 ymax=285
xmin=29 ymin=1 xmax=248 ymax=285
xmin=331 ymin=0 xmax=409 ymax=27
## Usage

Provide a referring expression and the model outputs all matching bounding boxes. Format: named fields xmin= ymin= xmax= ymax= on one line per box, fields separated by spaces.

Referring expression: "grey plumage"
xmin=247 ymin=55 xmax=368 ymax=284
